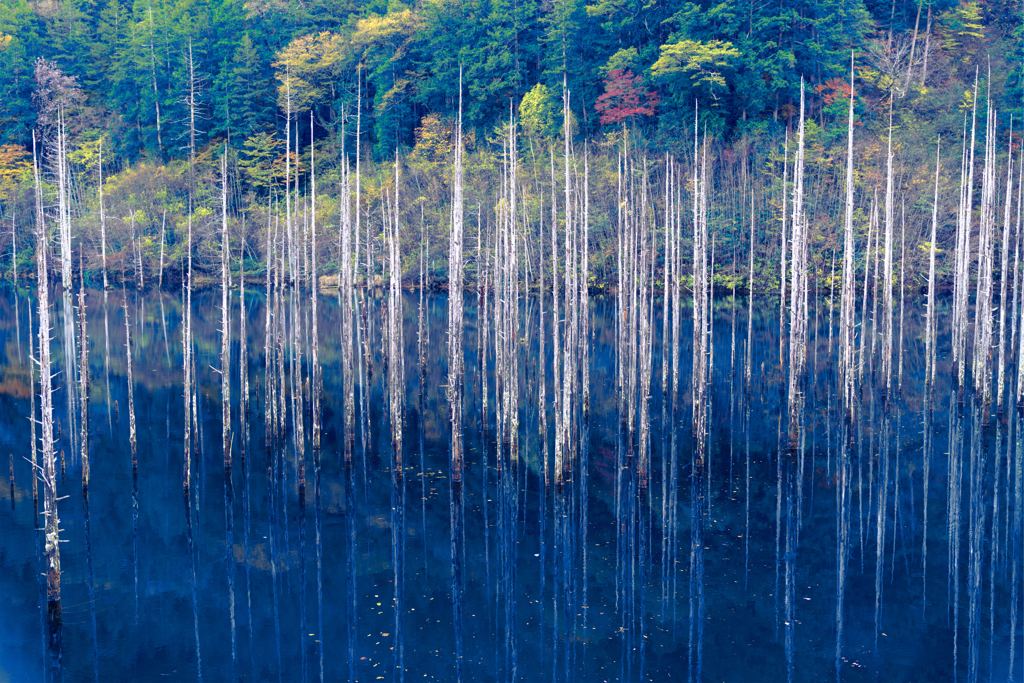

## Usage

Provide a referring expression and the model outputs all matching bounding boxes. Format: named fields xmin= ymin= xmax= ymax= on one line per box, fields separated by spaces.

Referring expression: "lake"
xmin=0 ymin=284 xmax=1017 ymax=681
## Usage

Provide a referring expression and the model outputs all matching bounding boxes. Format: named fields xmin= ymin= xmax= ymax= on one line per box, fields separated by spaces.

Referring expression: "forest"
xmin=8 ymin=2 xmax=1024 ymax=681
xmin=1 ymin=0 xmax=1022 ymax=290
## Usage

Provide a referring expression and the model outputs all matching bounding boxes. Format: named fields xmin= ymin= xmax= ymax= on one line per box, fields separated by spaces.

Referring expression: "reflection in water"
xmin=0 ymin=286 xmax=1021 ymax=681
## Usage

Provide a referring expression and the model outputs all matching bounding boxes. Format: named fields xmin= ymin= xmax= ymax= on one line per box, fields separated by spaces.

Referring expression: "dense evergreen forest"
xmin=0 ymin=0 xmax=1022 ymax=289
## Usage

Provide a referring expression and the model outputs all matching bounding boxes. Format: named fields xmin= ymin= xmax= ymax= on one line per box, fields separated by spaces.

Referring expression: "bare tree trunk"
xmin=187 ymin=39 xmax=198 ymax=169
xmin=839 ymin=56 xmax=858 ymax=415
xmin=745 ymin=189 xmax=756 ymax=387
xmin=9 ymin=205 xmax=16 ymax=289
xmin=388 ymin=153 xmax=405 ymax=477
xmin=33 ymin=131 xmax=62 ymax=629
xmin=972 ymin=81 xmax=996 ymax=406
xmin=310 ymin=113 xmax=321 ymax=461
xmin=284 ymin=72 xmax=293 ymax=290
xmin=448 ymin=75 xmax=465 ymax=481
xmin=183 ymin=37 xmax=198 ymax=493
xmin=858 ymin=195 xmax=874 ymax=383
xmin=123 ymin=285 xmax=137 ymax=470
xmin=28 ymin=303 xmax=38 ymax=506
xmin=340 ymin=111 xmax=355 ymax=466
xmin=78 ymin=256 xmax=90 ymax=491
xmin=221 ymin=148 xmax=232 ymax=468
xmin=263 ymin=197 xmax=274 ymax=445
xmin=1011 ymin=153 xmax=1023 ymax=380
xmin=897 ymin=204 xmax=906 ymax=389
xmin=997 ymin=120 xmax=1015 ymax=409
xmin=129 ymin=211 xmax=144 ymax=289
xmin=239 ymin=216 xmax=249 ymax=463
xmin=779 ymin=129 xmax=789 ymax=366
xmin=787 ymin=81 xmax=808 ymax=441
xmin=926 ymin=140 xmax=941 ymax=387
xmin=98 ymin=143 xmax=108 ymax=290
xmin=953 ymin=72 xmax=978 ymax=388
xmin=551 ymin=147 xmax=562 ymax=484
xmin=56 ymin=107 xmax=73 ymax=293
xmin=157 ymin=210 xmax=166 ymax=290
xmin=693 ymin=115 xmax=711 ymax=467
xmin=183 ymin=207 xmax=193 ymax=492
xmin=881 ymin=99 xmax=895 ymax=392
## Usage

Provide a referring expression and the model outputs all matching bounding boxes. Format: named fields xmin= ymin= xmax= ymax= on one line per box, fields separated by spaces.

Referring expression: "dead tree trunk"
xmin=33 ymin=131 xmax=62 ymax=629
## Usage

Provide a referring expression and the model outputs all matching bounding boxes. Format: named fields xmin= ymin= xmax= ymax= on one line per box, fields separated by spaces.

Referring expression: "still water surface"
xmin=0 ymin=285 xmax=1016 ymax=681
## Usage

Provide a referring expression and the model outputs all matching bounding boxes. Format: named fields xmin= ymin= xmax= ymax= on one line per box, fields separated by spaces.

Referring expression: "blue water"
xmin=0 ymin=285 xmax=1018 ymax=681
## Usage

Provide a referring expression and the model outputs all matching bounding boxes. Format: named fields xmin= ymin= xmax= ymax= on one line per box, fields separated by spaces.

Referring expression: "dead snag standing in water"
xmin=78 ymin=255 xmax=90 ymax=491
xmin=98 ymin=142 xmax=109 ymax=290
xmin=489 ymin=106 xmax=522 ymax=480
xmin=925 ymin=140 xmax=941 ymax=387
xmin=551 ymin=147 xmax=562 ymax=485
xmin=263 ymin=196 xmax=274 ymax=446
xmin=387 ymin=152 xmax=405 ymax=478
xmin=183 ymin=208 xmax=194 ymax=492
xmin=28 ymin=304 xmax=38 ymax=507
xmin=692 ymin=121 xmax=711 ymax=462
xmin=182 ymin=42 xmax=198 ymax=494
xmin=881 ymin=98 xmax=895 ymax=393
xmin=221 ymin=147 xmax=232 ymax=469
xmin=786 ymin=80 xmax=808 ymax=444
xmin=972 ymin=85 xmax=997 ymax=409
xmin=1011 ymin=152 xmax=1023 ymax=382
xmin=33 ymin=131 xmax=62 ymax=645
xmin=778 ymin=128 xmax=789 ymax=367
xmin=839 ymin=57 xmax=858 ymax=416
xmin=746 ymin=187 xmax=756 ymax=388
xmin=614 ymin=131 xmax=653 ymax=487
xmin=157 ymin=210 xmax=166 ymax=291
xmin=123 ymin=282 xmax=137 ymax=470
xmin=637 ymin=154 xmax=655 ymax=489
xmin=55 ymin=108 xmax=72 ymax=293
xmin=56 ymin=105 xmax=80 ymax=468
xmin=239 ymin=218 xmax=250 ymax=462
xmin=688 ymin=112 xmax=712 ymax=683
xmin=310 ymin=113 xmax=322 ymax=463
xmin=556 ymin=87 xmax=589 ymax=485
xmin=448 ymin=76 xmax=466 ymax=482
xmin=953 ymin=72 xmax=978 ymax=388
xmin=997 ymin=119 xmax=1015 ymax=410
xmin=339 ymin=108 xmax=356 ymax=467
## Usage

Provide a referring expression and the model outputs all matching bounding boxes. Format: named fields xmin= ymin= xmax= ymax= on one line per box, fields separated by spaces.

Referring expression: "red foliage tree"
xmin=814 ymin=77 xmax=852 ymax=105
xmin=595 ymin=69 xmax=659 ymax=126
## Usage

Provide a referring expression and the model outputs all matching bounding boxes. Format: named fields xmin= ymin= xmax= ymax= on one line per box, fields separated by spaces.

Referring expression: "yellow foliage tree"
xmin=352 ymin=9 xmax=420 ymax=47
xmin=0 ymin=144 xmax=31 ymax=201
xmin=274 ymin=32 xmax=350 ymax=110
xmin=651 ymin=39 xmax=739 ymax=99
